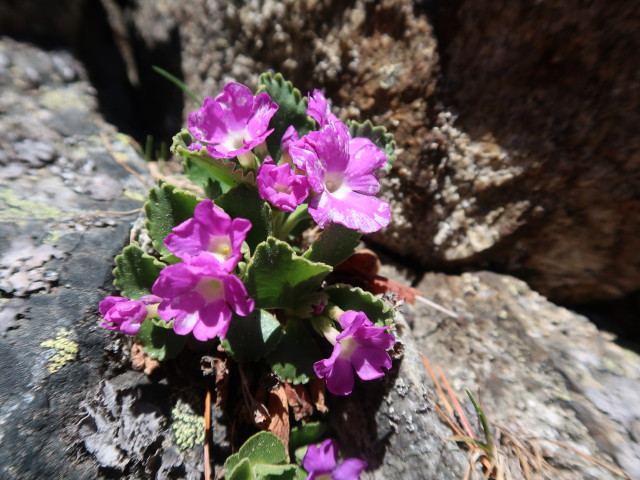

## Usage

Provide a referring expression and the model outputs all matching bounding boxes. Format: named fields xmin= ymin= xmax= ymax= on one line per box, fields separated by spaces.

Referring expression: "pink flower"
xmin=152 ymin=256 xmax=254 ymax=341
xmin=188 ymin=82 xmax=278 ymax=159
xmin=314 ymin=311 xmax=395 ymax=396
xmin=289 ymin=121 xmax=391 ymax=233
xmin=164 ymin=199 xmax=251 ymax=272
xmin=307 ymin=90 xmax=339 ymax=128
xmin=303 ymin=439 xmax=367 ymax=480
xmin=257 ymin=156 xmax=309 ymax=212
xmin=99 ymin=295 xmax=161 ymax=335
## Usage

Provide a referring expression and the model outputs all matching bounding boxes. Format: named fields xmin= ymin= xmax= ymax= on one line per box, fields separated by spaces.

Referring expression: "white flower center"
xmin=338 ymin=336 xmax=358 ymax=359
xmin=274 ymin=183 xmax=292 ymax=194
xmin=195 ymin=278 xmax=223 ymax=302
xmin=324 ymin=172 xmax=343 ymax=193
xmin=223 ymin=129 xmax=246 ymax=151
xmin=208 ymin=235 xmax=232 ymax=262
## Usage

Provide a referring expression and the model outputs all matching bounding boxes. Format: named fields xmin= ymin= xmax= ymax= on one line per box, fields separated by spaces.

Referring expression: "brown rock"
xmin=374 ymin=1 xmax=640 ymax=305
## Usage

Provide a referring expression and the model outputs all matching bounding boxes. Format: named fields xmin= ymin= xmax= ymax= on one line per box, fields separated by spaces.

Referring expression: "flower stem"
xmin=311 ymin=316 xmax=340 ymax=345
xmin=275 ymin=204 xmax=310 ymax=239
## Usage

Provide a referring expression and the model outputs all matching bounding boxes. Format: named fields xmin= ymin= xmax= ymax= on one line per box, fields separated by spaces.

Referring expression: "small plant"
xmin=98 ymin=72 xmax=398 ymax=478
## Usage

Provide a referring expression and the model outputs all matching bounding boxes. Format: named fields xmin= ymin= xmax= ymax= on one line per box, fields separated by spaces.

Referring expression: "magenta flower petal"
xmin=192 ymin=299 xmax=229 ymax=341
xmin=307 ymin=89 xmax=340 ymax=127
xmin=349 ymin=346 xmax=392 ymax=380
xmin=325 ymin=357 xmax=356 ymax=396
xmin=158 ymin=291 xmax=204 ymax=331
xmin=303 ymin=439 xmax=367 ymax=480
xmin=222 ymin=272 xmax=255 ymax=318
xmin=99 ymin=296 xmax=126 ymax=316
xmin=303 ymin=439 xmax=338 ymax=478
xmin=164 ymin=199 xmax=251 ymax=272
xmin=151 ymin=262 xmax=198 ymax=298
xmin=257 ymin=157 xmax=309 ymax=212
xmin=332 ymin=459 xmax=368 ymax=480
xmin=281 ymin=125 xmax=299 ymax=154
xmin=98 ymin=294 xmax=161 ymax=336
xmin=348 ymin=137 xmax=387 ymax=170
xmin=308 ymin=189 xmax=391 ymax=233
xmin=152 ymin=257 xmax=254 ymax=341
xmin=188 ymin=82 xmax=278 ymax=159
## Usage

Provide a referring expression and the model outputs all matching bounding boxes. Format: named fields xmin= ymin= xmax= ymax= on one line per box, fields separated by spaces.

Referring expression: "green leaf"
xmin=293 ymin=466 xmax=307 ymax=480
xmin=215 ymin=184 xmax=272 ymax=253
xmin=172 ymin=129 xmax=253 ymax=193
xmin=265 ymin=320 xmax=322 ymax=384
xmin=254 ymin=464 xmax=299 ymax=480
xmin=244 ymin=238 xmax=332 ymax=311
xmin=325 ymin=284 xmax=395 ymax=326
xmin=303 ymin=223 xmax=361 ymax=267
xmin=466 ymin=390 xmax=494 ymax=455
xmin=253 ymin=464 xmax=296 ymax=479
xmin=293 ymin=446 xmax=308 ymax=466
xmin=237 ymin=432 xmax=288 ymax=465
xmin=449 ymin=436 xmax=492 ymax=457
xmin=257 ymin=73 xmax=315 ymax=160
xmin=134 ymin=318 xmax=188 ymax=361
xmin=152 ymin=65 xmax=201 ymax=104
xmin=182 ymin=156 xmax=225 ymax=199
xmin=224 ymin=453 xmax=241 ymax=474
xmin=144 ymin=183 xmax=201 ymax=257
xmin=347 ymin=119 xmax=397 ymax=172
xmin=227 ymin=458 xmax=256 ymax=480
xmin=221 ymin=309 xmax=284 ymax=362
xmin=113 ymin=244 xmax=165 ymax=299
xmin=289 ymin=422 xmax=327 ymax=452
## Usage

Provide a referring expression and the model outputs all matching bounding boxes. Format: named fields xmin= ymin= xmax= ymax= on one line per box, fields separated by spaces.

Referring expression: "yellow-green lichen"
xmin=40 ymin=328 xmax=78 ymax=373
xmin=44 ymin=230 xmax=61 ymax=244
xmin=123 ymin=190 xmax=145 ymax=202
xmin=40 ymin=86 xmax=89 ymax=111
xmin=0 ymin=189 xmax=68 ymax=225
xmin=171 ymin=398 xmax=205 ymax=450
xmin=116 ymin=132 xmax=132 ymax=146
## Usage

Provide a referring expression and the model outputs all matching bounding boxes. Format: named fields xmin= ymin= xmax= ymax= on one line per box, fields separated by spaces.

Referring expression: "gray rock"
xmin=406 ymin=270 xmax=640 ymax=479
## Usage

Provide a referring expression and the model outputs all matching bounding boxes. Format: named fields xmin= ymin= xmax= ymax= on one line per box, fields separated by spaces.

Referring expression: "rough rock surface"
xmin=0 ymin=37 xmax=206 ymax=480
xmin=376 ymin=0 xmax=640 ymax=305
xmin=407 ymin=269 xmax=640 ymax=479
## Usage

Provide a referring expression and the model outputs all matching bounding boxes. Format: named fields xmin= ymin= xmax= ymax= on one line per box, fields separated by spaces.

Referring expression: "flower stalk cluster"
xmin=98 ymin=74 xmax=399 ymax=480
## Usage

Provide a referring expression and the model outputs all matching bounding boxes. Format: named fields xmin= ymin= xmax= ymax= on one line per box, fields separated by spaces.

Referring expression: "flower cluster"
xmin=99 ymin=77 xmax=398 ymax=479
xmin=101 ymin=200 xmax=254 ymax=342
xmin=188 ymin=84 xmax=391 ymax=233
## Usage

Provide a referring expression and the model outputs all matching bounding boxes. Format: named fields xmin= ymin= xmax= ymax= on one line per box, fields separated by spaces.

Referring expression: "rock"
xmin=406 ymin=270 xmax=640 ymax=479
xmin=0 ymin=36 xmax=155 ymax=479
xmin=374 ymin=0 xmax=640 ymax=305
